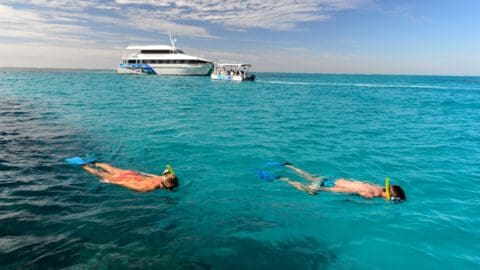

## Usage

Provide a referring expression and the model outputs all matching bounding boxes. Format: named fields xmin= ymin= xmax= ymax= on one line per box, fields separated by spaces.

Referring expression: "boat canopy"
xmin=215 ymin=63 xmax=251 ymax=68
xmin=213 ymin=63 xmax=252 ymax=72
xmin=126 ymin=45 xmax=173 ymax=50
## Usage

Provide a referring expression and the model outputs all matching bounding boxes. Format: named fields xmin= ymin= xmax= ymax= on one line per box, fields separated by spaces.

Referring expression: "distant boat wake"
xmin=256 ymin=80 xmax=480 ymax=91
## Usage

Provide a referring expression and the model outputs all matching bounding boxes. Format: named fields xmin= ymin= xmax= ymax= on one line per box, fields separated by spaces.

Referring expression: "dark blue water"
xmin=1 ymin=70 xmax=479 ymax=269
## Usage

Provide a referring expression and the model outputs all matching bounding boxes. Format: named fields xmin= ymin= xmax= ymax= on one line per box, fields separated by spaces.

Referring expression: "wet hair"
xmin=390 ymin=185 xmax=406 ymax=201
xmin=163 ymin=174 xmax=178 ymax=190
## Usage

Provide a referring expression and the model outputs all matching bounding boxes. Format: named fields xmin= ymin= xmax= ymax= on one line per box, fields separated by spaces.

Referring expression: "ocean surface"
xmin=0 ymin=69 xmax=479 ymax=269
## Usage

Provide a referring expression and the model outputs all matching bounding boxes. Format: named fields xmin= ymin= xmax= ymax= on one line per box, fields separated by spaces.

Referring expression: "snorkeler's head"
xmin=389 ymin=185 xmax=406 ymax=202
xmin=162 ymin=173 xmax=178 ymax=190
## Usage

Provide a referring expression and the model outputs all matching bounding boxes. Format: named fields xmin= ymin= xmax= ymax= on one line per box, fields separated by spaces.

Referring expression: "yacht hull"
xmin=211 ymin=74 xmax=255 ymax=81
xmin=116 ymin=63 xmax=213 ymax=76
xmin=152 ymin=63 xmax=213 ymax=76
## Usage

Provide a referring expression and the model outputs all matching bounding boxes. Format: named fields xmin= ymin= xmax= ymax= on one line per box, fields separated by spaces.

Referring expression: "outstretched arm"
xmin=278 ymin=177 xmax=317 ymax=195
xmin=284 ymin=164 xmax=323 ymax=182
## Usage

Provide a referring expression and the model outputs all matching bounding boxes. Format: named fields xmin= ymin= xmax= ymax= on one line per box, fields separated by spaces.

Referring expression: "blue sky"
xmin=0 ymin=0 xmax=479 ymax=75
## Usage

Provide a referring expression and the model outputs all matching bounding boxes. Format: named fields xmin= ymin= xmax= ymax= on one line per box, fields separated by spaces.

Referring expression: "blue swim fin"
xmin=253 ymin=169 xmax=279 ymax=181
xmin=265 ymin=161 xmax=282 ymax=167
xmin=65 ymin=156 xmax=97 ymax=165
xmin=265 ymin=161 xmax=291 ymax=167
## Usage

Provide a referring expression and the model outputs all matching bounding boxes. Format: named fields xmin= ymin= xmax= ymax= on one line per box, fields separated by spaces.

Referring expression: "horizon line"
xmin=1 ymin=66 xmax=479 ymax=78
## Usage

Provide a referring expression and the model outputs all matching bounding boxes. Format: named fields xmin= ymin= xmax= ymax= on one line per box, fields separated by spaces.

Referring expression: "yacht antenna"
xmin=168 ymin=32 xmax=176 ymax=52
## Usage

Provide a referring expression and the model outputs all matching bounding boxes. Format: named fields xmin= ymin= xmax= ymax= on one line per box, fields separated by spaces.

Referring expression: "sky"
xmin=0 ymin=0 xmax=479 ymax=75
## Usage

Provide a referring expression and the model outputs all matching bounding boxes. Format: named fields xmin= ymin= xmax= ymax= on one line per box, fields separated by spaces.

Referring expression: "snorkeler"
xmin=260 ymin=162 xmax=406 ymax=202
xmin=81 ymin=162 xmax=178 ymax=192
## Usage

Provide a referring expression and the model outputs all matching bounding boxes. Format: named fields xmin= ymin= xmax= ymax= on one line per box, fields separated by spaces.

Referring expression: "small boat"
xmin=115 ymin=34 xmax=213 ymax=76
xmin=210 ymin=63 xmax=255 ymax=81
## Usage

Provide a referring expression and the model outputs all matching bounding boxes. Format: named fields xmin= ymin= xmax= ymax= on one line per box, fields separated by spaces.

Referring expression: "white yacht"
xmin=116 ymin=35 xmax=213 ymax=76
xmin=211 ymin=63 xmax=255 ymax=81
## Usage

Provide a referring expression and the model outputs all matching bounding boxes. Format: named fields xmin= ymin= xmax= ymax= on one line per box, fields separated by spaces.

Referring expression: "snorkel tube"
xmin=166 ymin=164 xmax=176 ymax=175
xmin=385 ymin=177 xmax=391 ymax=201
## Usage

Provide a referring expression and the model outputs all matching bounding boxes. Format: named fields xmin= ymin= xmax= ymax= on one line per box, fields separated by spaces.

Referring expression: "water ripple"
xmin=1 ymin=71 xmax=479 ymax=269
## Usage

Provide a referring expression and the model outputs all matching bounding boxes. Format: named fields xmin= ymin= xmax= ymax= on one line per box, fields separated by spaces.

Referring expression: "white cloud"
xmin=0 ymin=4 xmax=147 ymax=47
xmin=0 ymin=0 xmax=375 ymax=72
xmin=114 ymin=0 xmax=367 ymax=30
xmin=120 ymin=7 xmax=214 ymax=37
xmin=0 ymin=5 xmax=91 ymax=45
xmin=1 ymin=0 xmax=368 ymax=40
xmin=0 ymin=0 xmax=369 ymax=57
xmin=0 ymin=4 xmax=44 ymax=24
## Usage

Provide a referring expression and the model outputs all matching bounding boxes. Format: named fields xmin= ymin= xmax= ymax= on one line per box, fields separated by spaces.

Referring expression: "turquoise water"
xmin=1 ymin=70 xmax=479 ymax=269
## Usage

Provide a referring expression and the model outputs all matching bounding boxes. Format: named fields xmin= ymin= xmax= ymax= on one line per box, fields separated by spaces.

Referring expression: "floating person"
xmin=65 ymin=157 xmax=178 ymax=192
xmin=256 ymin=162 xmax=406 ymax=202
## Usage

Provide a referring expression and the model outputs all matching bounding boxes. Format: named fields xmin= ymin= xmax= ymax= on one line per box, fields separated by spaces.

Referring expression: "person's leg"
xmin=284 ymin=164 xmax=323 ymax=182
xmin=82 ymin=165 xmax=112 ymax=179
xmin=94 ymin=163 xmax=125 ymax=174
xmin=278 ymin=177 xmax=317 ymax=195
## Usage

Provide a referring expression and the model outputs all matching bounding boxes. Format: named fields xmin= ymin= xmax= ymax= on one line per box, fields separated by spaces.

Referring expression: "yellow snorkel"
xmin=166 ymin=164 xmax=176 ymax=175
xmin=385 ymin=177 xmax=391 ymax=201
